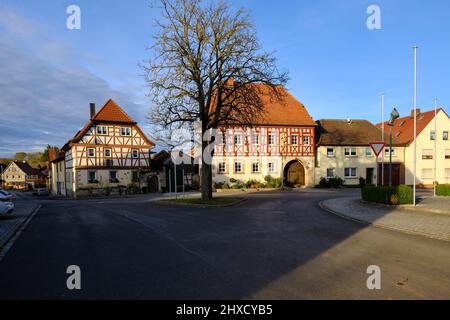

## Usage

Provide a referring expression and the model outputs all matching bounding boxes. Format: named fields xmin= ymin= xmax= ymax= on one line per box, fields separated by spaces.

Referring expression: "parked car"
xmin=0 ymin=201 xmax=14 ymax=215
xmin=33 ymin=188 xmax=49 ymax=196
xmin=0 ymin=189 xmax=13 ymax=201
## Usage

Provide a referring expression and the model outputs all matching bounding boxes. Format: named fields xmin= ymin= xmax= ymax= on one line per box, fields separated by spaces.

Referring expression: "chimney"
xmin=90 ymin=103 xmax=96 ymax=119
xmin=410 ymin=108 xmax=421 ymax=118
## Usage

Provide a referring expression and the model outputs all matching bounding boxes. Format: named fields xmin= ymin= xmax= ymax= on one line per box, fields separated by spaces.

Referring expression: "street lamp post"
xmin=388 ymin=108 xmax=400 ymax=187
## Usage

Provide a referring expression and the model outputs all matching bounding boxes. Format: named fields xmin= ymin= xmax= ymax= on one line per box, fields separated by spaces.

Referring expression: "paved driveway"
xmin=0 ymin=190 xmax=449 ymax=299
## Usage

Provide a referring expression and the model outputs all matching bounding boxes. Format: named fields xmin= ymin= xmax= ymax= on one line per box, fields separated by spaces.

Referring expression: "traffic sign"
xmin=370 ymin=141 xmax=385 ymax=157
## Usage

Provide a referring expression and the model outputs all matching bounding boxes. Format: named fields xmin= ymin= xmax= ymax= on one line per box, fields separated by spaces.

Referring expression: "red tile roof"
xmin=214 ymin=81 xmax=316 ymax=127
xmin=376 ymin=108 xmax=448 ymax=146
xmin=65 ymin=99 xmax=154 ymax=147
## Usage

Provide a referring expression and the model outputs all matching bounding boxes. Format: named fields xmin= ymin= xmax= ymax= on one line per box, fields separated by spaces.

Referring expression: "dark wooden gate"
xmin=285 ymin=161 xmax=305 ymax=186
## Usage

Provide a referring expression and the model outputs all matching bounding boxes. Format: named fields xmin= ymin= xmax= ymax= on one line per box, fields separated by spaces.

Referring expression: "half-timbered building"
xmin=212 ymin=84 xmax=317 ymax=187
xmin=51 ymin=99 xmax=154 ymax=197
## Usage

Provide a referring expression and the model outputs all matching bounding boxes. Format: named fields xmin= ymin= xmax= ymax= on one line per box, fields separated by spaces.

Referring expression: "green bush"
xmin=362 ymin=185 xmax=413 ymax=205
xmin=316 ymin=176 xmax=344 ymax=188
xmin=264 ymin=176 xmax=282 ymax=188
xmin=397 ymin=185 xmax=414 ymax=204
xmin=436 ymin=184 xmax=450 ymax=196
xmin=222 ymin=183 xmax=230 ymax=189
xmin=214 ymin=181 xmax=224 ymax=189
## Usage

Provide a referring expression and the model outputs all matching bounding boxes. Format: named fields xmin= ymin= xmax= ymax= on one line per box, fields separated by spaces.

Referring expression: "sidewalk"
xmin=0 ymin=203 xmax=40 ymax=250
xmin=320 ymin=197 xmax=450 ymax=242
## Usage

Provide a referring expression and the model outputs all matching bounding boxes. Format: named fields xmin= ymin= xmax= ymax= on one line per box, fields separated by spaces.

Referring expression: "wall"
xmin=404 ymin=110 xmax=450 ymax=186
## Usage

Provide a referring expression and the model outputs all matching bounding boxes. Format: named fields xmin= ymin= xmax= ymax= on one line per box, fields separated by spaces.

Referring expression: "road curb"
xmin=0 ymin=205 xmax=41 ymax=254
xmin=318 ymin=200 xmax=450 ymax=243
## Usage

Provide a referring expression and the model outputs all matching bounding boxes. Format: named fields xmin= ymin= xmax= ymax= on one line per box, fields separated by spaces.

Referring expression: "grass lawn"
xmin=159 ymin=197 xmax=242 ymax=206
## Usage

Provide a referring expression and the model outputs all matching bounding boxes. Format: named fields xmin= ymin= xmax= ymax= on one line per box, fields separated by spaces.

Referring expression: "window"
xmin=345 ymin=148 xmax=357 ymax=157
xmin=421 ymin=168 xmax=433 ymax=179
xmin=443 ymin=131 xmax=449 ymax=141
xmin=252 ymin=134 xmax=259 ymax=145
xmin=132 ymin=149 xmax=139 ymax=159
xmin=218 ymin=162 xmax=226 ymax=174
xmin=344 ymin=168 xmax=357 ymax=178
xmin=445 ymin=149 xmax=450 ymax=160
xmin=326 ymin=168 xmax=335 ymax=178
xmin=132 ymin=171 xmax=139 ymax=182
xmin=252 ymin=162 xmax=260 ymax=173
xmin=385 ymin=148 xmax=396 ymax=157
xmin=268 ymin=162 xmax=276 ymax=173
xmin=422 ymin=149 xmax=433 ymax=160
xmin=104 ymin=148 xmax=112 ymax=157
xmin=234 ymin=134 xmax=242 ymax=145
xmin=105 ymin=159 xmax=113 ymax=166
xmin=221 ymin=133 xmax=227 ymax=145
xmin=109 ymin=171 xmax=118 ymax=182
xmin=365 ymin=148 xmax=373 ymax=157
xmin=399 ymin=121 xmax=406 ymax=127
xmin=88 ymin=171 xmax=96 ymax=183
xmin=291 ymin=135 xmax=298 ymax=145
xmin=234 ymin=162 xmax=242 ymax=173
xmin=121 ymin=127 xmax=131 ymax=136
xmin=327 ymin=148 xmax=335 ymax=157
xmin=430 ymin=130 xmax=436 ymax=141
xmin=268 ymin=134 xmax=275 ymax=145
xmin=87 ymin=148 xmax=95 ymax=157
xmin=445 ymin=168 xmax=450 ymax=178
xmin=303 ymin=135 xmax=310 ymax=145
xmin=96 ymin=126 xmax=108 ymax=135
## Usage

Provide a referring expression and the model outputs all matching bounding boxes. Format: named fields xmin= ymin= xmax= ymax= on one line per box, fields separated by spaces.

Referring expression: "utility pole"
xmin=413 ymin=45 xmax=418 ymax=206
xmin=434 ymin=98 xmax=437 ymax=197
xmin=381 ymin=93 xmax=385 ymax=186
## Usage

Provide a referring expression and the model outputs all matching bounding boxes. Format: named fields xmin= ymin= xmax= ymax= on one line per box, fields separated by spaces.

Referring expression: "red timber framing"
xmin=215 ymin=126 xmax=315 ymax=158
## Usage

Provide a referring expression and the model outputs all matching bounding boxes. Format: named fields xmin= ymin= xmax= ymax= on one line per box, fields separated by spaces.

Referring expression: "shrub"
xmin=264 ymin=176 xmax=282 ymax=188
xmin=397 ymin=185 xmax=414 ymax=204
xmin=229 ymin=178 xmax=237 ymax=183
xmin=245 ymin=179 xmax=258 ymax=189
xmin=231 ymin=184 xmax=241 ymax=190
xmin=222 ymin=183 xmax=230 ymax=190
xmin=436 ymin=184 xmax=450 ymax=196
xmin=316 ymin=176 xmax=344 ymax=188
xmin=214 ymin=181 xmax=224 ymax=189
xmin=361 ymin=185 xmax=413 ymax=205
xmin=359 ymin=177 xmax=366 ymax=186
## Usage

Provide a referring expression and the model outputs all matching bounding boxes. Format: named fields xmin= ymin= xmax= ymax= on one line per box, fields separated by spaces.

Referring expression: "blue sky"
xmin=1 ymin=0 xmax=449 ymax=157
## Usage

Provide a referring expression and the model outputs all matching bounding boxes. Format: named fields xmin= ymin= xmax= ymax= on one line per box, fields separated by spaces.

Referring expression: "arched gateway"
xmin=284 ymin=160 xmax=305 ymax=187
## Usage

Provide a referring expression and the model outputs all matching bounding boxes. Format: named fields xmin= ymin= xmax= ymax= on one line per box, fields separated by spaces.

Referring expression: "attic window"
xmin=395 ymin=132 xmax=401 ymax=138
xmin=399 ymin=121 xmax=405 ymax=127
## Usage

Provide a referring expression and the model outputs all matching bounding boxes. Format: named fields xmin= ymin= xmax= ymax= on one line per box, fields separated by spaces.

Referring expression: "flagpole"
xmin=381 ymin=93 xmax=385 ymax=186
xmin=413 ymin=46 xmax=418 ymax=206
xmin=434 ymin=98 xmax=437 ymax=197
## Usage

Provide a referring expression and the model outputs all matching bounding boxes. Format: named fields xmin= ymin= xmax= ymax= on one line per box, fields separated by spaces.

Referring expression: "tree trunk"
xmin=201 ymin=138 xmax=213 ymax=201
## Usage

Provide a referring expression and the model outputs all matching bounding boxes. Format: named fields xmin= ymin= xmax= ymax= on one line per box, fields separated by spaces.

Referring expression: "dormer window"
xmin=121 ymin=127 xmax=131 ymax=136
xmin=96 ymin=126 xmax=108 ymax=135
xmin=395 ymin=132 xmax=401 ymax=138
xmin=399 ymin=121 xmax=405 ymax=127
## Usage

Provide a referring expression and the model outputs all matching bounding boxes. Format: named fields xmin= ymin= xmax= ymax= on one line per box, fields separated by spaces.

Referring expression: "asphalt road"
xmin=0 ymin=190 xmax=449 ymax=299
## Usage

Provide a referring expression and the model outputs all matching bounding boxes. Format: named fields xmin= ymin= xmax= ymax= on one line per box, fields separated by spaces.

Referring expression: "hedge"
xmin=361 ymin=185 xmax=414 ymax=205
xmin=436 ymin=184 xmax=450 ymax=196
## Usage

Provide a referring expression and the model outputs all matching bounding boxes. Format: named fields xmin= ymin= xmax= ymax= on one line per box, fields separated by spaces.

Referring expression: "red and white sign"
xmin=370 ymin=141 xmax=386 ymax=157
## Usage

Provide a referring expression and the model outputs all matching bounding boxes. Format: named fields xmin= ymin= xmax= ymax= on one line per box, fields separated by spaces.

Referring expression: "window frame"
xmin=131 ymin=149 xmax=139 ymax=159
xmin=268 ymin=134 xmax=275 ymax=146
xmin=327 ymin=148 xmax=335 ymax=157
xmin=303 ymin=135 xmax=310 ymax=145
xmin=422 ymin=149 xmax=433 ymax=160
xmin=218 ymin=162 xmax=226 ymax=174
xmin=96 ymin=126 xmax=108 ymax=135
xmin=291 ymin=135 xmax=298 ymax=146
xmin=87 ymin=148 xmax=95 ymax=158
xmin=430 ymin=130 xmax=436 ymax=141
xmin=268 ymin=161 xmax=276 ymax=173
xmin=234 ymin=134 xmax=242 ymax=145
xmin=251 ymin=161 xmax=260 ymax=173
xmin=121 ymin=127 xmax=131 ymax=136
xmin=104 ymin=148 xmax=112 ymax=157
xmin=344 ymin=167 xmax=358 ymax=178
xmin=88 ymin=171 xmax=97 ymax=183
xmin=234 ymin=161 xmax=243 ymax=174
xmin=344 ymin=147 xmax=357 ymax=157
xmin=326 ymin=168 xmax=335 ymax=178
xmin=443 ymin=131 xmax=449 ymax=141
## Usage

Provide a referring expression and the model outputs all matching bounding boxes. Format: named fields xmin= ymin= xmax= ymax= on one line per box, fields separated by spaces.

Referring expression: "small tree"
xmin=143 ymin=0 xmax=288 ymax=200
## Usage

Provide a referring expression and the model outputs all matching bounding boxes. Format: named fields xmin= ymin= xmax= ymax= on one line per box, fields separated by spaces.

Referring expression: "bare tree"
xmin=143 ymin=0 xmax=288 ymax=200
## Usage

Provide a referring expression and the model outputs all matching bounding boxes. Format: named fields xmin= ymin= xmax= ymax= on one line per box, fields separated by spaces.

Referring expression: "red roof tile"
xmin=376 ymin=108 xmax=448 ymax=146
xmin=92 ymin=99 xmax=136 ymax=124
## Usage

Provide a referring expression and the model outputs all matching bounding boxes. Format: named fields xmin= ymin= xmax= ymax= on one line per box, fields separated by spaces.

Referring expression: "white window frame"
xmin=365 ymin=148 xmax=373 ymax=157
xmin=344 ymin=148 xmax=357 ymax=157
xmin=303 ymin=135 xmax=310 ymax=145
xmin=87 ymin=148 xmax=95 ymax=157
xmin=422 ymin=149 xmax=433 ymax=160
xmin=131 ymin=149 xmax=139 ymax=159
xmin=121 ymin=127 xmax=131 ymax=136
xmin=385 ymin=148 xmax=396 ymax=157
xmin=268 ymin=161 xmax=276 ymax=173
xmin=234 ymin=161 xmax=243 ymax=174
xmin=104 ymin=148 xmax=112 ymax=157
xmin=291 ymin=135 xmax=298 ymax=146
xmin=252 ymin=134 xmax=259 ymax=145
xmin=218 ymin=162 xmax=226 ymax=174
xmin=326 ymin=168 xmax=335 ymax=178
xmin=443 ymin=131 xmax=449 ymax=141
xmin=344 ymin=167 xmax=357 ymax=178
xmin=234 ymin=134 xmax=242 ymax=145
xmin=327 ymin=148 xmax=335 ymax=157
xmin=97 ymin=126 xmax=108 ymax=135
xmin=430 ymin=130 xmax=436 ymax=141
xmin=252 ymin=161 xmax=260 ymax=173
xmin=268 ymin=134 xmax=275 ymax=146
xmin=421 ymin=168 xmax=433 ymax=179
